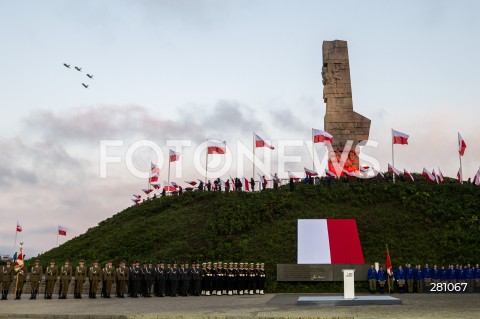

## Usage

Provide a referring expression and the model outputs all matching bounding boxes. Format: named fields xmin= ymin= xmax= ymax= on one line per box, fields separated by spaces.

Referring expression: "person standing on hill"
xmin=59 ymin=260 xmax=72 ymax=299
xmin=273 ymin=173 xmax=279 ymax=190
xmin=250 ymin=178 xmax=255 ymax=192
xmin=74 ymin=260 xmax=87 ymax=299
xmin=367 ymin=264 xmax=377 ymax=293
xmin=29 ymin=259 xmax=43 ymax=300
xmin=45 ymin=260 xmax=58 ymax=299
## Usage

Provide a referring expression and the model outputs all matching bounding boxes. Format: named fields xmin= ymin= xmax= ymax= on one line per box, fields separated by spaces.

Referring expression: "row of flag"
xmin=15 ymin=222 xmax=67 ymax=236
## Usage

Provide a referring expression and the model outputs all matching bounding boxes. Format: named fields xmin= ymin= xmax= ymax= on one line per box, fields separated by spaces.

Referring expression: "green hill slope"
xmin=36 ymin=178 xmax=480 ymax=292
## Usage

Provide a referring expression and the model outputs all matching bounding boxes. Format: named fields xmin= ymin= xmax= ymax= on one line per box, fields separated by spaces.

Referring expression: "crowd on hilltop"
xmin=367 ymin=262 xmax=480 ymax=294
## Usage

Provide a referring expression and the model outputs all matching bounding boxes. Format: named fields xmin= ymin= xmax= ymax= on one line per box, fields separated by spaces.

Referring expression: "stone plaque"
xmin=277 ymin=264 xmax=370 ymax=281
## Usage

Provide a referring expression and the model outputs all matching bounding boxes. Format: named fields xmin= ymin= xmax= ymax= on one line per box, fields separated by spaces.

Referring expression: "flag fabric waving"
xmin=133 ymin=194 xmax=141 ymax=199
xmin=437 ymin=167 xmax=444 ymax=184
xmin=151 ymin=162 xmax=160 ymax=174
xmin=142 ymin=188 xmax=153 ymax=194
xmin=255 ymin=134 xmax=275 ymax=150
xmin=392 ymin=129 xmax=409 ymax=145
xmin=14 ymin=244 xmax=24 ymax=272
xmin=422 ymin=168 xmax=435 ymax=183
xmin=243 ymin=176 xmax=250 ymax=191
xmin=458 ymin=132 xmax=467 ymax=156
xmin=288 ymin=171 xmax=301 ymax=181
xmin=404 ymin=169 xmax=414 ymax=182
xmin=304 ymin=167 xmax=318 ymax=177
xmin=169 ymin=149 xmax=180 ymax=162
xmin=386 ymin=246 xmax=393 ymax=276
xmin=151 ymin=183 xmax=161 ymax=189
xmin=342 ymin=169 xmax=356 ymax=178
xmin=149 ymin=174 xmax=159 ymax=183
xmin=388 ymin=164 xmax=402 ymax=177
xmin=184 ymin=181 xmax=197 ymax=186
xmin=313 ymin=128 xmax=333 ymax=143
xmin=207 ymin=140 xmax=226 ymax=154
xmin=325 ymin=169 xmax=337 ymax=178
xmin=457 ymin=169 xmax=462 ymax=184
xmin=58 ymin=225 xmax=67 ymax=236
xmin=16 ymin=221 xmax=22 ymax=232
xmin=131 ymin=198 xmax=140 ymax=204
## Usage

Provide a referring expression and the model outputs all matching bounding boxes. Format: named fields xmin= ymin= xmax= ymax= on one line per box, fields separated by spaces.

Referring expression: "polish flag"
xmin=133 ymin=194 xmax=141 ymax=199
xmin=325 ymin=169 xmax=337 ymax=178
xmin=142 ymin=188 xmax=153 ymax=194
xmin=171 ymin=181 xmax=178 ymax=188
xmin=392 ymin=129 xmax=409 ymax=145
xmin=288 ymin=171 xmax=301 ymax=181
xmin=432 ymin=169 xmax=440 ymax=184
xmin=229 ymin=175 xmax=236 ymax=190
xmin=257 ymin=173 xmax=267 ymax=186
xmin=14 ymin=244 xmax=24 ymax=272
xmin=151 ymin=183 xmax=161 ymax=189
xmin=437 ymin=167 xmax=444 ymax=184
xmin=342 ymin=169 xmax=356 ymax=178
xmin=164 ymin=181 xmax=177 ymax=192
xmin=151 ymin=162 xmax=160 ymax=174
xmin=243 ymin=177 xmax=250 ymax=191
xmin=386 ymin=246 xmax=393 ymax=276
xmin=255 ymin=133 xmax=275 ymax=150
xmin=297 ymin=219 xmax=364 ymax=264
xmin=131 ymin=198 xmax=140 ymax=204
xmin=458 ymin=132 xmax=467 ymax=156
xmin=304 ymin=167 xmax=318 ymax=177
xmin=58 ymin=225 xmax=67 ymax=236
xmin=169 ymin=149 xmax=180 ymax=162
xmin=457 ymin=169 xmax=462 ymax=184
xmin=422 ymin=168 xmax=435 ymax=183
xmin=184 ymin=181 xmax=197 ymax=186
xmin=474 ymin=168 xmax=480 ymax=186
xmin=207 ymin=140 xmax=226 ymax=154
xmin=404 ymin=169 xmax=414 ymax=182
xmin=388 ymin=164 xmax=402 ymax=177
xmin=149 ymin=174 xmax=159 ymax=183
xmin=373 ymin=169 xmax=385 ymax=178
xmin=313 ymin=129 xmax=333 ymax=144
xmin=16 ymin=221 xmax=22 ymax=232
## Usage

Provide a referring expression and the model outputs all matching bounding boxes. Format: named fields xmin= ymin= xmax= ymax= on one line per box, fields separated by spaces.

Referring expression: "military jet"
xmin=81 ymin=83 xmax=89 ymax=88
xmin=75 ymin=66 xmax=82 ymax=72
xmin=86 ymin=74 xmax=93 ymax=79
xmin=63 ymin=63 xmax=71 ymax=68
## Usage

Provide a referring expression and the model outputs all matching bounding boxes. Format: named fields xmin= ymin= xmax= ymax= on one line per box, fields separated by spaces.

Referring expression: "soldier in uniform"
xmin=377 ymin=265 xmax=387 ymax=294
xmin=465 ymin=263 xmax=474 ymax=293
xmin=45 ymin=260 xmax=58 ymax=299
xmin=367 ymin=264 xmax=377 ymax=293
xmin=74 ymin=260 xmax=87 ymax=299
xmin=395 ymin=265 xmax=406 ymax=293
xmin=115 ymin=261 xmax=128 ymax=298
xmin=258 ymin=263 xmax=266 ymax=295
xmin=14 ymin=263 xmax=27 ymax=300
xmin=155 ymin=261 xmax=166 ymax=297
xmin=88 ymin=260 xmax=102 ymax=298
xmin=169 ymin=261 xmax=179 ymax=297
xmin=144 ymin=261 xmax=155 ymax=297
xmin=215 ymin=262 xmax=224 ymax=296
xmin=432 ymin=264 xmax=440 ymax=286
xmin=226 ymin=262 xmax=235 ymax=295
xmin=179 ymin=261 xmax=188 ymax=296
xmin=59 ymin=260 xmax=72 ymax=299
xmin=423 ymin=263 xmax=432 ymax=293
xmin=29 ymin=259 xmax=43 ymax=300
xmin=129 ymin=261 xmax=141 ymax=298
xmin=1 ymin=260 xmax=14 ymax=300
xmin=255 ymin=263 xmax=261 ymax=294
xmin=405 ymin=263 xmax=414 ymax=293
xmin=414 ymin=264 xmax=424 ymax=293
xmin=211 ymin=262 xmax=217 ymax=295
xmin=202 ymin=262 xmax=211 ymax=296
xmin=237 ymin=262 xmax=245 ymax=295
xmin=440 ymin=265 xmax=448 ymax=283
xmin=102 ymin=261 xmax=115 ymax=298
xmin=474 ymin=263 xmax=480 ymax=292
xmin=247 ymin=262 xmax=256 ymax=295
xmin=223 ymin=262 xmax=229 ymax=295
xmin=192 ymin=262 xmax=202 ymax=296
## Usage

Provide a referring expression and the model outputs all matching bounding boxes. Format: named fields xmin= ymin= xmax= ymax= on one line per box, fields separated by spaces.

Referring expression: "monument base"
xmin=298 ymin=295 xmax=402 ymax=306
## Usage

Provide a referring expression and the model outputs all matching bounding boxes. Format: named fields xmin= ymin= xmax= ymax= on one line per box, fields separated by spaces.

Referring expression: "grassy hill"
xmin=35 ymin=177 xmax=480 ymax=292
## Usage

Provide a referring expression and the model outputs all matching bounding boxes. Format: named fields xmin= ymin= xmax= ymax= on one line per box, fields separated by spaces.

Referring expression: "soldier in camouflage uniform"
xmin=102 ymin=261 xmax=115 ymax=298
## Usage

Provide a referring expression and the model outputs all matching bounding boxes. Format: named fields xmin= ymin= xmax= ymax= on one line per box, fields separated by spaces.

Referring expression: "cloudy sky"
xmin=1 ymin=0 xmax=479 ymax=257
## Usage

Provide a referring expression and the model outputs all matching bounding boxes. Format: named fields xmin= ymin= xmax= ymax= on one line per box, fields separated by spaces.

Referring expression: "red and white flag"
xmin=432 ymin=169 xmax=440 ymax=184
xmin=58 ymin=225 xmax=67 ymax=236
xmin=288 ymin=171 xmax=301 ymax=181
xmin=255 ymin=134 xmax=275 ymax=150
xmin=184 ymin=181 xmax=197 ymax=186
xmin=386 ymin=246 xmax=393 ymax=276
xmin=474 ymin=168 xmax=480 ymax=186
xmin=131 ymin=198 xmax=140 ymax=204
xmin=169 ymin=149 xmax=180 ymax=162
xmin=297 ymin=219 xmax=364 ymax=264
xmin=313 ymin=128 xmax=333 ymax=144
xmin=243 ymin=176 xmax=250 ymax=191
xmin=171 ymin=181 xmax=178 ymax=188
xmin=149 ymin=174 xmax=159 ymax=183
xmin=207 ymin=140 xmax=226 ymax=154
xmin=151 ymin=162 xmax=160 ymax=174
xmin=342 ymin=169 xmax=356 ymax=178
xmin=142 ymin=188 xmax=153 ymax=194
xmin=133 ymin=194 xmax=141 ymax=199
xmin=257 ymin=173 xmax=267 ymax=186
xmin=373 ymin=169 xmax=385 ymax=178
xmin=422 ymin=168 xmax=435 ymax=183
xmin=16 ymin=221 xmax=22 ymax=232
xmin=151 ymin=183 xmax=161 ymax=190
xmin=392 ymin=129 xmax=409 ymax=145
xmin=14 ymin=244 xmax=24 ymax=272
xmin=163 ymin=181 xmax=177 ymax=192
xmin=325 ymin=169 xmax=337 ymax=178
xmin=388 ymin=163 xmax=402 ymax=177
xmin=404 ymin=169 xmax=414 ymax=182
xmin=458 ymin=132 xmax=467 ymax=156
xmin=304 ymin=167 xmax=318 ymax=177
xmin=229 ymin=175 xmax=236 ymax=190
xmin=437 ymin=167 xmax=444 ymax=184
xmin=457 ymin=169 xmax=462 ymax=184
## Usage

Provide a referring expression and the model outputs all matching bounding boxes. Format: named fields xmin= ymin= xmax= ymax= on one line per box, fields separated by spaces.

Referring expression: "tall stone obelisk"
xmin=322 ymin=40 xmax=370 ymax=161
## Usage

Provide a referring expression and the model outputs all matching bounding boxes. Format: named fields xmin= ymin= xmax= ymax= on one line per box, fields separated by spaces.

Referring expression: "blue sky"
xmin=1 ymin=0 xmax=479 ymax=257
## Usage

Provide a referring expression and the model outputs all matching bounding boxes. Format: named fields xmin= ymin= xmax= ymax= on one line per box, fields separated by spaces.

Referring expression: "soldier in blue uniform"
xmin=154 ymin=261 xmax=166 ymax=297
xmin=474 ymin=263 xmax=480 ymax=292
xmin=367 ymin=264 xmax=377 ymax=293
xmin=414 ymin=264 xmax=424 ymax=293
xmin=447 ymin=264 xmax=455 ymax=284
xmin=377 ymin=266 xmax=387 ymax=294
xmin=405 ymin=263 xmax=414 ymax=293
xmin=192 ymin=262 xmax=202 ymax=296
xmin=440 ymin=265 xmax=447 ymax=283
xmin=432 ymin=264 xmax=440 ymax=285
xmin=465 ymin=263 xmax=474 ymax=293
xmin=423 ymin=263 xmax=432 ymax=292
xmin=395 ymin=265 xmax=406 ymax=293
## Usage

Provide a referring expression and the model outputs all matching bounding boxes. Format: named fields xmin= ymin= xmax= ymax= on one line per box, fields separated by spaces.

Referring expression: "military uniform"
xmin=154 ymin=262 xmax=166 ymax=297
xmin=247 ymin=263 xmax=256 ymax=295
xmin=74 ymin=261 xmax=87 ymax=299
xmin=215 ymin=262 xmax=224 ymax=296
xmin=59 ymin=261 xmax=72 ymax=299
xmin=45 ymin=261 xmax=58 ymax=299
xmin=405 ymin=263 xmax=414 ymax=293
xmin=414 ymin=264 xmax=424 ymax=293
xmin=367 ymin=264 xmax=377 ymax=293
xmin=102 ymin=261 xmax=115 ymax=298
xmin=143 ymin=262 xmax=155 ymax=297
xmin=129 ymin=261 xmax=141 ymax=297
xmin=258 ymin=263 xmax=266 ymax=294
xmin=169 ymin=262 xmax=179 ymax=296
xmin=29 ymin=260 xmax=43 ymax=299
xmin=88 ymin=261 xmax=102 ymax=298
xmin=14 ymin=265 xmax=27 ymax=300
xmin=237 ymin=263 xmax=246 ymax=295
xmin=1 ymin=262 xmax=14 ymax=300
xmin=395 ymin=265 xmax=406 ymax=293
xmin=226 ymin=263 xmax=235 ymax=295
xmin=116 ymin=261 xmax=128 ymax=298
xmin=203 ymin=262 xmax=212 ymax=296
xmin=423 ymin=264 xmax=432 ymax=293
xmin=179 ymin=262 xmax=190 ymax=296
xmin=192 ymin=262 xmax=202 ymax=296
xmin=377 ymin=266 xmax=387 ymax=294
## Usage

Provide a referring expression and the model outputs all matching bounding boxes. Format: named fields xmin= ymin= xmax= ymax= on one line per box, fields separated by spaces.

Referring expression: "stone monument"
xmin=322 ymin=40 xmax=370 ymax=170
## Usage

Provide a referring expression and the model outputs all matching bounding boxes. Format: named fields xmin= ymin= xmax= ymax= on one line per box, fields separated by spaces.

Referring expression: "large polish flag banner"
xmin=298 ymin=219 xmax=364 ymax=264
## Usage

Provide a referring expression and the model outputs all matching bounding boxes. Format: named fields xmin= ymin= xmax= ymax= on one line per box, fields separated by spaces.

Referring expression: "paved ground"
xmin=0 ymin=293 xmax=478 ymax=319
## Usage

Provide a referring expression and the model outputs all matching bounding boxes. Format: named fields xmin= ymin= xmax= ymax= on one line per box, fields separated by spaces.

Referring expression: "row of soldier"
xmin=1 ymin=259 xmax=266 ymax=300
xmin=368 ymin=262 xmax=480 ymax=293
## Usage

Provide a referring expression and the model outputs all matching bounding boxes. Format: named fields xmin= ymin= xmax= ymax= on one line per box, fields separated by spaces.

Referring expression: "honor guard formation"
xmin=0 ymin=259 xmax=266 ymax=300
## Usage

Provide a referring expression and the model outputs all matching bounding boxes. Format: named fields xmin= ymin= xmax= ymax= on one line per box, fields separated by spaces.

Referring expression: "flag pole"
xmin=391 ymin=129 xmax=395 ymax=184
xmin=459 ymin=153 xmax=463 ymax=184
xmin=14 ymin=226 xmax=17 ymax=250
xmin=386 ymin=244 xmax=391 ymax=294
xmin=312 ymin=128 xmax=315 ymax=185
xmin=253 ymin=132 xmax=256 ymax=191
xmin=167 ymin=157 xmax=171 ymax=195
xmin=205 ymin=139 xmax=208 ymax=187
xmin=56 ymin=232 xmax=59 ymax=247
